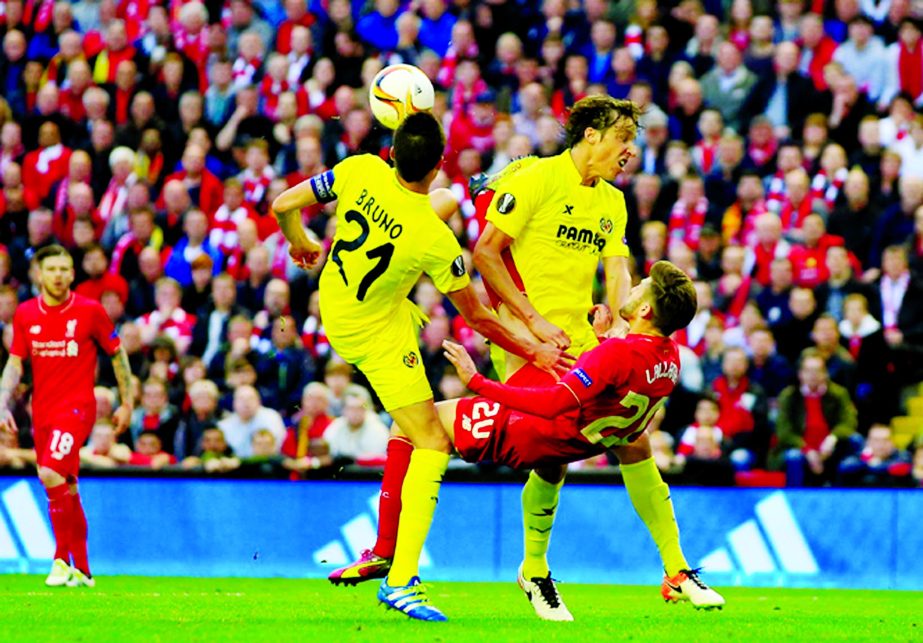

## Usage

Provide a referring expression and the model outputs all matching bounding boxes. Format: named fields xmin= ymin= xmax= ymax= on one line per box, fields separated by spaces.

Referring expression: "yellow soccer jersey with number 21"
xmin=313 ymin=154 xmax=470 ymax=337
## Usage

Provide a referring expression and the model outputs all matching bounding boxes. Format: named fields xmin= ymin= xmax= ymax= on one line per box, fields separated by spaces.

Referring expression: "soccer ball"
xmin=369 ymin=64 xmax=435 ymax=130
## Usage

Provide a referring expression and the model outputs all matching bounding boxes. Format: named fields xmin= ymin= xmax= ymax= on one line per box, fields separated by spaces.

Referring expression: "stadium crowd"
xmin=0 ymin=0 xmax=922 ymax=487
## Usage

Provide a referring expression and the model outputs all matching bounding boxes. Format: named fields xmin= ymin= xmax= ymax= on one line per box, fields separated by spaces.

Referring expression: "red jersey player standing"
xmin=0 ymin=245 xmax=135 ymax=588
xmin=436 ymin=261 xmax=725 ymax=611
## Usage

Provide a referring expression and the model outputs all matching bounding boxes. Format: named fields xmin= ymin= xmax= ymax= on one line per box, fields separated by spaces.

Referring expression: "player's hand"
xmin=0 ymin=409 xmax=17 ymax=437
xmin=532 ymin=342 xmax=576 ymax=379
xmin=603 ymin=316 xmax=630 ymax=339
xmin=112 ymin=405 xmax=132 ymax=435
xmin=527 ymin=316 xmax=571 ymax=350
xmin=289 ymin=237 xmax=323 ymax=270
xmin=442 ymin=340 xmax=478 ymax=386
xmin=590 ymin=304 xmax=612 ymax=336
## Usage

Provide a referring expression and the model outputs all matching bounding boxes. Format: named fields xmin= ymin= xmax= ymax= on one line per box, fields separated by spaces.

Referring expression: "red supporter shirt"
xmin=10 ymin=292 xmax=121 ymax=426
xmin=462 ymin=334 xmax=680 ymax=468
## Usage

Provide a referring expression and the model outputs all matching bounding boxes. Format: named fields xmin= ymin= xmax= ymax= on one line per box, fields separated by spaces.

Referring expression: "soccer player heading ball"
xmin=0 ymin=245 xmax=135 ymax=588
xmin=273 ymin=111 xmax=572 ymax=621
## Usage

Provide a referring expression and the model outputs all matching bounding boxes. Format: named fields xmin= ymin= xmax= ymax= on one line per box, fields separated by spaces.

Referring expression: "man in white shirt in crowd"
xmin=218 ymin=385 xmax=287 ymax=457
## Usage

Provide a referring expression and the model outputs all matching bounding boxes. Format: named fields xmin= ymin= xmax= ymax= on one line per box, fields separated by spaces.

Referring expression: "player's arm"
xmin=0 ymin=355 xmax=23 ymax=435
xmin=443 ymin=341 xmax=579 ymax=418
xmin=473 ymin=224 xmax=570 ymax=348
xmin=271 ymin=170 xmax=334 ymax=268
xmin=445 ymin=284 xmax=574 ymax=376
xmin=602 ymin=255 xmax=632 ymax=335
xmin=429 ymin=187 xmax=459 ymax=222
xmin=110 ymin=347 xmax=134 ymax=435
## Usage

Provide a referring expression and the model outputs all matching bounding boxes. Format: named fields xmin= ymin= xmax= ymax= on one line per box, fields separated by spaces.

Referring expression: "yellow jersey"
xmin=318 ymin=154 xmax=470 ymax=337
xmin=485 ymin=150 xmax=629 ymax=350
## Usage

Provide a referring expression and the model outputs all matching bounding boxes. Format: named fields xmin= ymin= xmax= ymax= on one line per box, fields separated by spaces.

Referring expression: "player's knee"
xmin=614 ymin=435 xmax=653 ymax=465
xmin=38 ymin=466 xmax=66 ymax=488
xmin=534 ymin=464 xmax=567 ymax=485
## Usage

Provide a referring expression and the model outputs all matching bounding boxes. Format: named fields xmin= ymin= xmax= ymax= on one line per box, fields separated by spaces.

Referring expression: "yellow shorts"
xmin=326 ymin=302 xmax=433 ymax=412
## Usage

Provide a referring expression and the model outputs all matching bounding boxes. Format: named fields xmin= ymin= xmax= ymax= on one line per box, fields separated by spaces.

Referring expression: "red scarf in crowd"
xmin=810 ymin=167 xmax=848 ymax=211
xmin=668 ymin=197 xmax=708 ymax=251
xmin=899 ymin=42 xmax=923 ymax=99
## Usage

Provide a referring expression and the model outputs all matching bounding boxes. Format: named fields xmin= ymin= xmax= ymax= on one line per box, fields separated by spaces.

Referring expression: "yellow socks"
xmin=387 ymin=448 xmax=450 ymax=586
xmin=521 ymin=470 xmax=564 ymax=579
xmin=621 ymin=456 xmax=689 ymax=576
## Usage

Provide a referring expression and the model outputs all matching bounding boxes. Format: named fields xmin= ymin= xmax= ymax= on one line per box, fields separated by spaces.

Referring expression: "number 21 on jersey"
xmin=331 ymin=210 xmax=395 ymax=301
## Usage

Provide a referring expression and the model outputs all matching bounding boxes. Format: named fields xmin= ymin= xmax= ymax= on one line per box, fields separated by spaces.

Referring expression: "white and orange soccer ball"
xmin=368 ymin=64 xmax=435 ymax=130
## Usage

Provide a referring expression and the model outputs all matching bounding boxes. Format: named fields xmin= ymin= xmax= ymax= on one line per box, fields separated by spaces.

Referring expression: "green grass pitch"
xmin=1 ymin=576 xmax=918 ymax=642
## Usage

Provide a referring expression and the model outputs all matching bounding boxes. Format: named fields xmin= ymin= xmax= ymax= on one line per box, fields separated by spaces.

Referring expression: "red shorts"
xmin=453 ymin=366 xmax=588 ymax=469
xmin=474 ymin=189 xmax=526 ymax=311
xmin=33 ymin=411 xmax=94 ymax=478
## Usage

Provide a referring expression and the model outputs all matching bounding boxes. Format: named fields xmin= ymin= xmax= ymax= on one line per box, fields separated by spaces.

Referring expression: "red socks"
xmin=372 ymin=437 xmax=413 ymax=560
xmin=70 ymin=492 xmax=90 ymax=576
xmin=46 ymin=483 xmax=71 ymax=563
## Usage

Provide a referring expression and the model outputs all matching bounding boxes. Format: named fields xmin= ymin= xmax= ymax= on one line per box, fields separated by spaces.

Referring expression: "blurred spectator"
xmin=810 ymin=314 xmax=857 ymax=391
xmin=748 ymin=326 xmax=795 ymax=400
xmin=322 ymin=385 xmax=388 ymax=463
xmin=218 ymin=384 xmax=286 ymax=457
xmin=282 ymin=382 xmax=333 ymax=456
xmin=129 ymin=377 xmax=180 ymax=453
xmin=257 ymin=314 xmax=313 ymax=414
xmin=832 ymin=15 xmax=889 ymax=105
xmin=772 ymin=350 xmax=860 ymax=486
xmin=128 ymin=431 xmax=178 ymax=469
xmin=163 ymin=209 xmax=223 ymax=288
xmin=175 ymin=379 xmax=226 ymax=460
xmin=80 ymin=421 xmax=132 ymax=469
xmin=323 ymin=361 xmax=353 ymax=416
xmin=700 ymin=42 xmax=757 ymax=131
xmin=238 ymin=428 xmax=286 ymax=476
xmin=76 ymin=243 xmax=130 ymax=304
xmin=774 ymin=287 xmax=820 ymax=363
xmin=137 ymin=277 xmax=196 ymax=355
xmin=816 ymin=244 xmax=877 ymax=322
xmin=181 ymin=427 xmax=241 ymax=474
xmin=709 ymin=347 xmax=770 ymax=468
xmin=838 ymin=424 xmax=913 ymax=486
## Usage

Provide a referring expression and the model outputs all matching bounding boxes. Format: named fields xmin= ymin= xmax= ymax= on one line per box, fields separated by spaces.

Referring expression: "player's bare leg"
xmin=38 ymin=466 xmax=74 ymax=587
xmin=377 ymin=400 xmax=452 ymax=622
xmin=615 ymin=434 xmax=724 ymax=609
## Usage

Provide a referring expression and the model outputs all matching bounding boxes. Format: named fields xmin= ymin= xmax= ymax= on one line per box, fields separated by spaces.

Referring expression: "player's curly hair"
xmin=649 ymin=261 xmax=697 ymax=337
xmin=564 ymin=95 xmax=641 ymax=147
xmin=393 ymin=112 xmax=446 ymax=183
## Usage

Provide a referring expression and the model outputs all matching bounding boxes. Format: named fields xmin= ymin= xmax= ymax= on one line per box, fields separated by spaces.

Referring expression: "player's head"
xmin=565 ymin=95 xmax=640 ymax=180
xmin=35 ymin=244 xmax=75 ymax=301
xmin=619 ymin=261 xmax=697 ymax=336
xmin=392 ymin=111 xmax=445 ymax=184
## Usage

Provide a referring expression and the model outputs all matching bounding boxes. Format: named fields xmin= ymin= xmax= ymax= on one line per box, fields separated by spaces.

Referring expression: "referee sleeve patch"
xmin=495 ymin=192 xmax=516 ymax=214
xmin=309 ymin=170 xmax=337 ymax=203
xmin=451 ymin=255 xmax=466 ymax=277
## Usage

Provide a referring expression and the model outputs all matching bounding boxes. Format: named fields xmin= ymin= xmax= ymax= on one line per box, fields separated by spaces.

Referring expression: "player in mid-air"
xmin=439 ymin=262 xmax=723 ymax=612
xmin=0 ymin=245 xmax=135 ymax=588
xmin=272 ymin=111 xmax=570 ymax=621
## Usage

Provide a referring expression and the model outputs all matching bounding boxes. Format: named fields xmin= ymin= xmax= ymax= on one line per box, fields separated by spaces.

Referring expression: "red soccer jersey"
xmin=459 ymin=334 xmax=680 ymax=468
xmin=10 ymin=293 xmax=121 ymax=426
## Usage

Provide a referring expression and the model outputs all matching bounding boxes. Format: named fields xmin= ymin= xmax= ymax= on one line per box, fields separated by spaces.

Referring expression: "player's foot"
xmin=517 ymin=564 xmax=574 ymax=622
xmin=66 ymin=568 xmax=95 ymax=588
xmin=377 ymin=575 xmax=447 ymax=622
xmin=328 ymin=549 xmax=391 ymax=586
xmin=44 ymin=558 xmax=72 ymax=587
xmin=661 ymin=568 xmax=725 ymax=610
